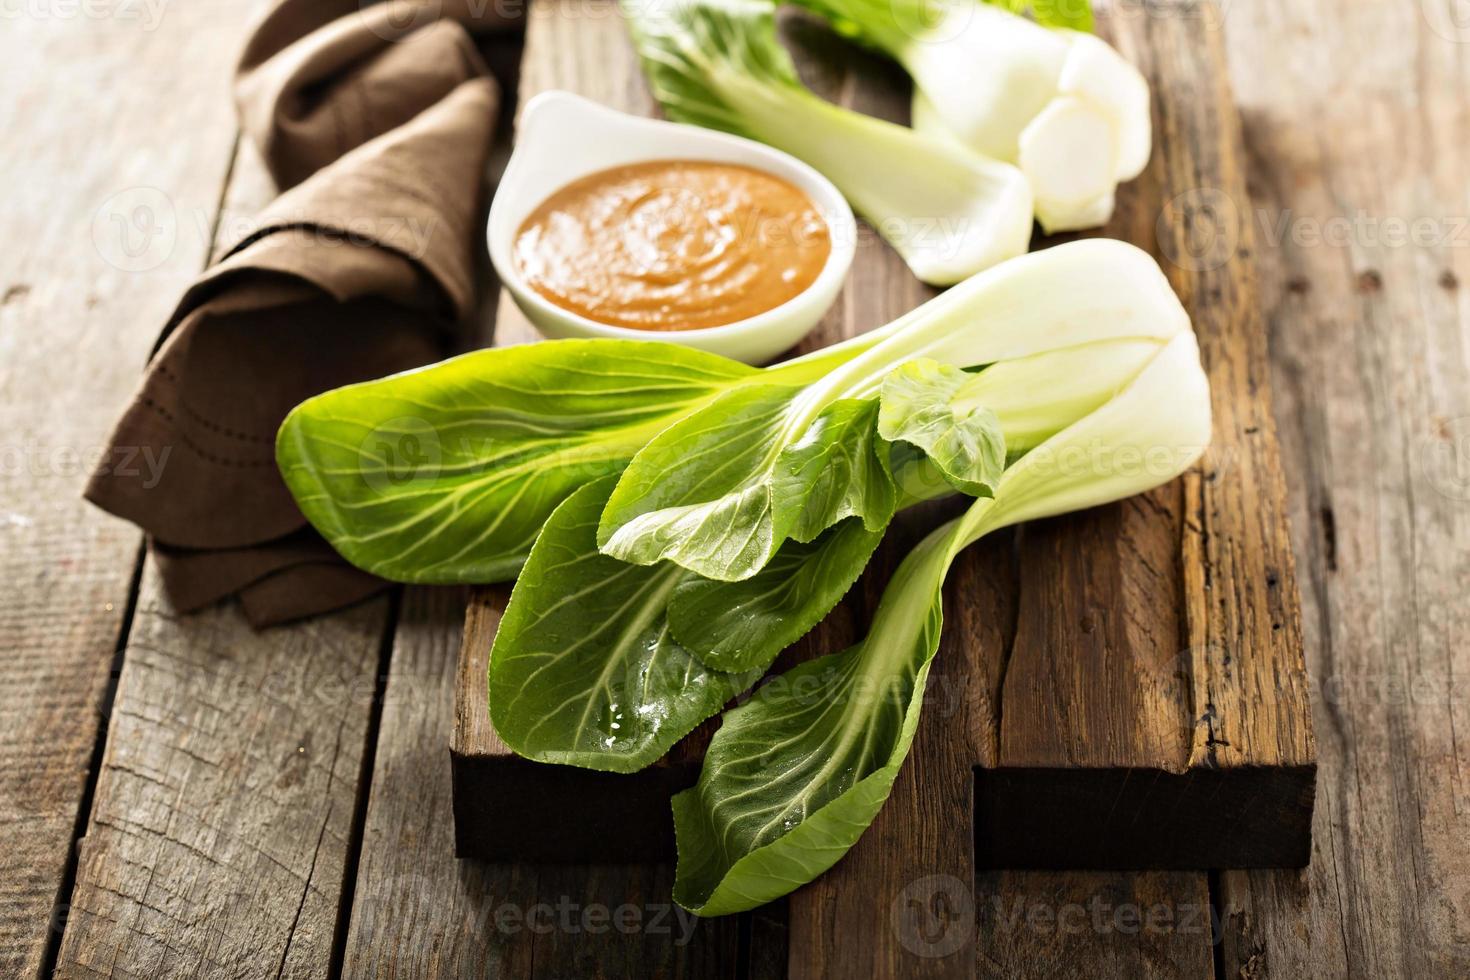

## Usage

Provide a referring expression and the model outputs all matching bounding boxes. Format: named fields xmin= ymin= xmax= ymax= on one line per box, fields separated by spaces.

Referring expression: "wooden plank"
xmin=54 ymin=570 xmax=391 ymax=978
xmin=1214 ymin=0 xmax=1470 ymax=975
xmin=50 ymin=134 xmax=398 ymax=979
xmin=973 ymin=0 xmax=1315 ymax=872
xmin=0 ymin=4 xmax=259 ymax=976
xmin=455 ymin=0 xmax=1314 ymax=851
xmin=452 ymin=1 xmax=1307 ymax=977
xmin=346 ymin=587 xmax=740 ymax=977
xmin=789 ymin=22 xmax=1219 ymax=975
xmin=348 ymin=37 xmax=741 ymax=968
xmin=450 ymin=0 xmax=729 ymax=867
xmin=974 ymin=870 xmax=1216 ymax=980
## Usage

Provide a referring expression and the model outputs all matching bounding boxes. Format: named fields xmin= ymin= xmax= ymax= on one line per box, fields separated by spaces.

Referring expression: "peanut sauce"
xmin=514 ymin=160 xmax=831 ymax=331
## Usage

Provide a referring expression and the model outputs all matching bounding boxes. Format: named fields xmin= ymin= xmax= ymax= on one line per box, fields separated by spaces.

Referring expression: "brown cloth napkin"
xmin=86 ymin=1 xmax=513 ymax=626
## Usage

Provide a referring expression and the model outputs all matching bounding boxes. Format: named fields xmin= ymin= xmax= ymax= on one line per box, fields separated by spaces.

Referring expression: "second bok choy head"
xmin=621 ymin=0 xmax=1033 ymax=285
xmin=794 ymin=0 xmax=1151 ymax=232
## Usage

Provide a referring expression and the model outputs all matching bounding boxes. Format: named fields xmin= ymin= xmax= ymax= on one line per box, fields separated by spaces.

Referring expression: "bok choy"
xmin=488 ymin=328 xmax=1186 ymax=774
xmin=794 ymin=0 xmax=1151 ymax=231
xmin=272 ymin=233 xmax=1210 ymax=916
xmin=621 ymin=0 xmax=1034 ymax=285
xmin=277 ymin=240 xmax=1183 ymax=586
xmin=673 ymin=328 xmax=1212 ymax=915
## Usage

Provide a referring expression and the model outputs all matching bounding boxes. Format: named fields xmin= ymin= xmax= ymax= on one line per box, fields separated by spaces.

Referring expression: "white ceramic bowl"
xmin=488 ymin=91 xmax=856 ymax=364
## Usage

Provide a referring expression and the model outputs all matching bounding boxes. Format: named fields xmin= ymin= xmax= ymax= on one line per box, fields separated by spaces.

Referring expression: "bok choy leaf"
xmin=276 ymin=338 xmax=845 ymax=583
xmin=672 ymin=329 xmax=1213 ymax=915
xmin=621 ymin=0 xmax=1034 ymax=285
xmin=488 ymin=477 xmax=886 ymax=771
xmin=877 ymin=358 xmax=1004 ymax=495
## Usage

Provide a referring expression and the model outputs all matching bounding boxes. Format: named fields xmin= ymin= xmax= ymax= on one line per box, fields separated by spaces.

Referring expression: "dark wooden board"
xmin=454 ymin=0 xmax=1313 ymax=863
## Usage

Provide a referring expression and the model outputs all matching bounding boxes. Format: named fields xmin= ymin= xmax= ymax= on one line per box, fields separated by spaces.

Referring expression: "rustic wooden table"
xmin=2 ymin=1 xmax=1466 ymax=978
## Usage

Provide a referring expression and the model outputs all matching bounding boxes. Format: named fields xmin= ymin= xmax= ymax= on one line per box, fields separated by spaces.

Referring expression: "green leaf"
xmin=276 ymin=339 xmax=760 ymax=583
xmin=488 ymin=477 xmax=752 ymax=773
xmin=667 ymin=517 xmax=884 ymax=672
xmin=489 ymin=481 xmax=887 ymax=771
xmin=774 ymin=397 xmax=899 ymax=542
xmin=672 ymin=523 xmax=957 ymax=916
xmin=596 ymin=386 xmax=895 ymax=582
xmin=878 ymin=358 xmax=1005 ymax=496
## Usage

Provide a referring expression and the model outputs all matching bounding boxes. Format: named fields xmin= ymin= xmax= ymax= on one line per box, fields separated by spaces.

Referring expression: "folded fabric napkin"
xmin=86 ymin=0 xmax=514 ymax=626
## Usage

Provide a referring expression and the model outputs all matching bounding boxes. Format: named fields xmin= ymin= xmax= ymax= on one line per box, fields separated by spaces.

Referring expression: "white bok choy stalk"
xmin=621 ymin=0 xmax=1034 ymax=285
xmin=486 ymin=329 xmax=1180 ymax=774
xmin=794 ymin=0 xmax=1151 ymax=231
xmin=597 ymin=238 xmax=1188 ymax=583
xmin=670 ymin=329 xmax=1212 ymax=916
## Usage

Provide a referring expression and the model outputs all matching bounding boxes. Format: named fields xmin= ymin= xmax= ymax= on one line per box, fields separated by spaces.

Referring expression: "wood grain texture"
xmin=972 ymin=1 xmax=1315 ymax=871
xmin=54 ymin=570 xmax=390 ymax=978
xmin=1216 ymin=0 xmax=1470 ymax=976
xmin=346 ymin=587 xmax=742 ymax=978
xmin=50 ymin=134 xmax=398 ymax=980
xmin=0 ymin=3 xmax=259 ymax=976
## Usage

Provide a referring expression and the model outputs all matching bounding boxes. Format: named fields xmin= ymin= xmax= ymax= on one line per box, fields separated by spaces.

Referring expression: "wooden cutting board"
xmin=453 ymin=0 xmax=1315 ymax=966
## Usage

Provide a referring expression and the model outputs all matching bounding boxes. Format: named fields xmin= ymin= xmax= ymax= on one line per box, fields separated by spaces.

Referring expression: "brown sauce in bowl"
xmin=513 ymin=160 xmax=832 ymax=331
